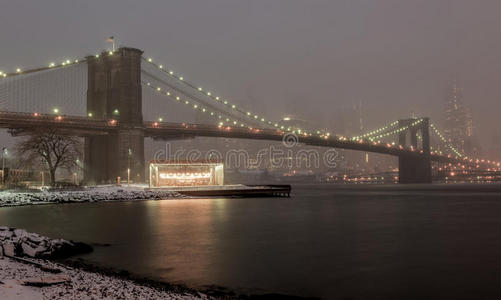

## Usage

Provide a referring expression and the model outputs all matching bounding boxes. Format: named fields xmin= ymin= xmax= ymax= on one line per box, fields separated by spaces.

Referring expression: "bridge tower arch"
xmin=84 ymin=47 xmax=145 ymax=184
xmin=397 ymin=118 xmax=432 ymax=183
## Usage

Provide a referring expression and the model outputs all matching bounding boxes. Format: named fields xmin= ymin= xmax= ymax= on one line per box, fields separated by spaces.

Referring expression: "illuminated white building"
xmin=149 ymin=160 xmax=224 ymax=187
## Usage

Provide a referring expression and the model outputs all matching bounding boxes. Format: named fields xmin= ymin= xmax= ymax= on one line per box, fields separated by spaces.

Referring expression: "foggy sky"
xmin=0 ymin=0 xmax=500 ymax=150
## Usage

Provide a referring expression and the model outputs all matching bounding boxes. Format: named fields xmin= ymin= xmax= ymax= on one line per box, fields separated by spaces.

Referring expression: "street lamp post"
xmin=75 ymin=158 xmax=81 ymax=186
xmin=1 ymin=147 xmax=6 ymax=186
xmin=128 ymin=148 xmax=132 ymax=186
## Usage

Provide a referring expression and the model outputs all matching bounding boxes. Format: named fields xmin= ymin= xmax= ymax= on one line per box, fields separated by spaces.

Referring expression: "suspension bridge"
xmin=0 ymin=47 xmax=498 ymax=184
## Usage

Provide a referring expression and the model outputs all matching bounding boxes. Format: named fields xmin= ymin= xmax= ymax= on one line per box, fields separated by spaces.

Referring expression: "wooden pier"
xmin=158 ymin=184 xmax=291 ymax=198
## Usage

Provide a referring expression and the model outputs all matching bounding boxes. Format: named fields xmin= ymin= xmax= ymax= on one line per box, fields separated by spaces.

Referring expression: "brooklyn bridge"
xmin=0 ymin=47 xmax=498 ymax=184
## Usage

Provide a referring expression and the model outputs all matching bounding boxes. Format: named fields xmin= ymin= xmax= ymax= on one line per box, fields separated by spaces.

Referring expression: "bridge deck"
xmin=0 ymin=111 xmax=478 ymax=166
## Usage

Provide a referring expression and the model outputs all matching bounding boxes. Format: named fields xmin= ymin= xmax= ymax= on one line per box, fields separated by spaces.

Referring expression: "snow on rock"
xmin=0 ymin=185 xmax=184 ymax=207
xmin=3 ymin=242 xmax=15 ymax=257
xmin=0 ymin=227 xmax=92 ymax=259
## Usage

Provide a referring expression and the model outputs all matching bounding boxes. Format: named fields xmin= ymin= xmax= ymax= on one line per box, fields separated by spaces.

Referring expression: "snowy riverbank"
xmin=0 ymin=257 xmax=207 ymax=299
xmin=0 ymin=227 xmax=207 ymax=299
xmin=0 ymin=185 xmax=184 ymax=207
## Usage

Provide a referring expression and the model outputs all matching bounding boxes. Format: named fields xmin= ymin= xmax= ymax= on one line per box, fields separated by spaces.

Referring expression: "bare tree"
xmin=16 ymin=129 xmax=82 ymax=186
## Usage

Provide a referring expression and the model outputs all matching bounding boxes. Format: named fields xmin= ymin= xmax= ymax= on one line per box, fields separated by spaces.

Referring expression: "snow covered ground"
xmin=0 ymin=227 xmax=207 ymax=299
xmin=0 ymin=257 xmax=206 ymax=299
xmin=0 ymin=185 xmax=184 ymax=207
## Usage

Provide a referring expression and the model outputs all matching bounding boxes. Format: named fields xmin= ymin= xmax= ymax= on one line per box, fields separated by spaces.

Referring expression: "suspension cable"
xmin=141 ymin=56 xmax=287 ymax=130
xmin=350 ymin=120 xmax=399 ymax=141
xmin=0 ymin=58 xmax=87 ymax=79
xmin=141 ymin=70 xmax=266 ymax=128
xmin=142 ymin=81 xmax=254 ymax=128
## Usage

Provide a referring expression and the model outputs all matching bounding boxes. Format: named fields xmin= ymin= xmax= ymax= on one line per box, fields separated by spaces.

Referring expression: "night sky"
xmin=1 ymin=0 xmax=500 ymax=150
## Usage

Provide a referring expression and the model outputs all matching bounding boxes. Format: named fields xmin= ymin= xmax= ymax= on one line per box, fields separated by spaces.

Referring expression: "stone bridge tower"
xmin=84 ymin=47 xmax=145 ymax=184
xmin=398 ymin=118 xmax=432 ymax=183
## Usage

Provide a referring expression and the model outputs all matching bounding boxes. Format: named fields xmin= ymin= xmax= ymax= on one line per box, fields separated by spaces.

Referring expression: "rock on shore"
xmin=0 ymin=227 xmax=92 ymax=259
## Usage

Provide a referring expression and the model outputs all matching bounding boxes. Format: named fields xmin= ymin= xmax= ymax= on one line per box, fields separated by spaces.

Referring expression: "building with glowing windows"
xmin=149 ymin=160 xmax=224 ymax=187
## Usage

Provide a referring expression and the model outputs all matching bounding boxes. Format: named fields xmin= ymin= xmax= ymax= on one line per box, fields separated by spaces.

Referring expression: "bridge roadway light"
xmin=88 ymin=112 xmax=93 ymax=117
xmin=53 ymin=108 xmax=59 ymax=114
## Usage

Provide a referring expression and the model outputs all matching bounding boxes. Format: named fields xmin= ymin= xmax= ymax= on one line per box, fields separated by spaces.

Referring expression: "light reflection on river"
xmin=2 ymin=184 xmax=501 ymax=299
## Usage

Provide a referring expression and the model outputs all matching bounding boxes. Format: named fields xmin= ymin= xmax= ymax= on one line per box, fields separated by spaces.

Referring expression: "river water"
xmin=2 ymin=184 xmax=501 ymax=299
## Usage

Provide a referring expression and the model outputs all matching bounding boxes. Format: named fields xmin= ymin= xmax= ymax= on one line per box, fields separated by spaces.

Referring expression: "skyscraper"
xmin=443 ymin=81 xmax=479 ymax=156
xmin=444 ymin=80 xmax=468 ymax=153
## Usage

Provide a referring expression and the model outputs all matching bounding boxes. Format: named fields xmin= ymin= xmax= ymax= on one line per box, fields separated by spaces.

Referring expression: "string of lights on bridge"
xmin=368 ymin=119 xmax=424 ymax=142
xmin=143 ymin=81 xmax=255 ymax=129
xmin=141 ymin=71 xmax=260 ymax=129
xmin=350 ymin=117 xmax=467 ymax=157
xmin=351 ymin=120 xmax=399 ymax=141
xmin=426 ymin=125 xmax=500 ymax=169
xmin=142 ymin=56 xmax=290 ymax=131
xmin=415 ymin=133 xmax=451 ymax=158
xmin=429 ymin=123 xmax=464 ymax=158
xmin=348 ymin=119 xmax=501 ymax=169
xmin=0 ymin=58 xmax=85 ymax=79
xmin=144 ymin=80 xmax=344 ymax=141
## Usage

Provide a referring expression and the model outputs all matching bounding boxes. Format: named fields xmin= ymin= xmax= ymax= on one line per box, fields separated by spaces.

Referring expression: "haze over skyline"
xmin=1 ymin=0 xmax=500 ymax=150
